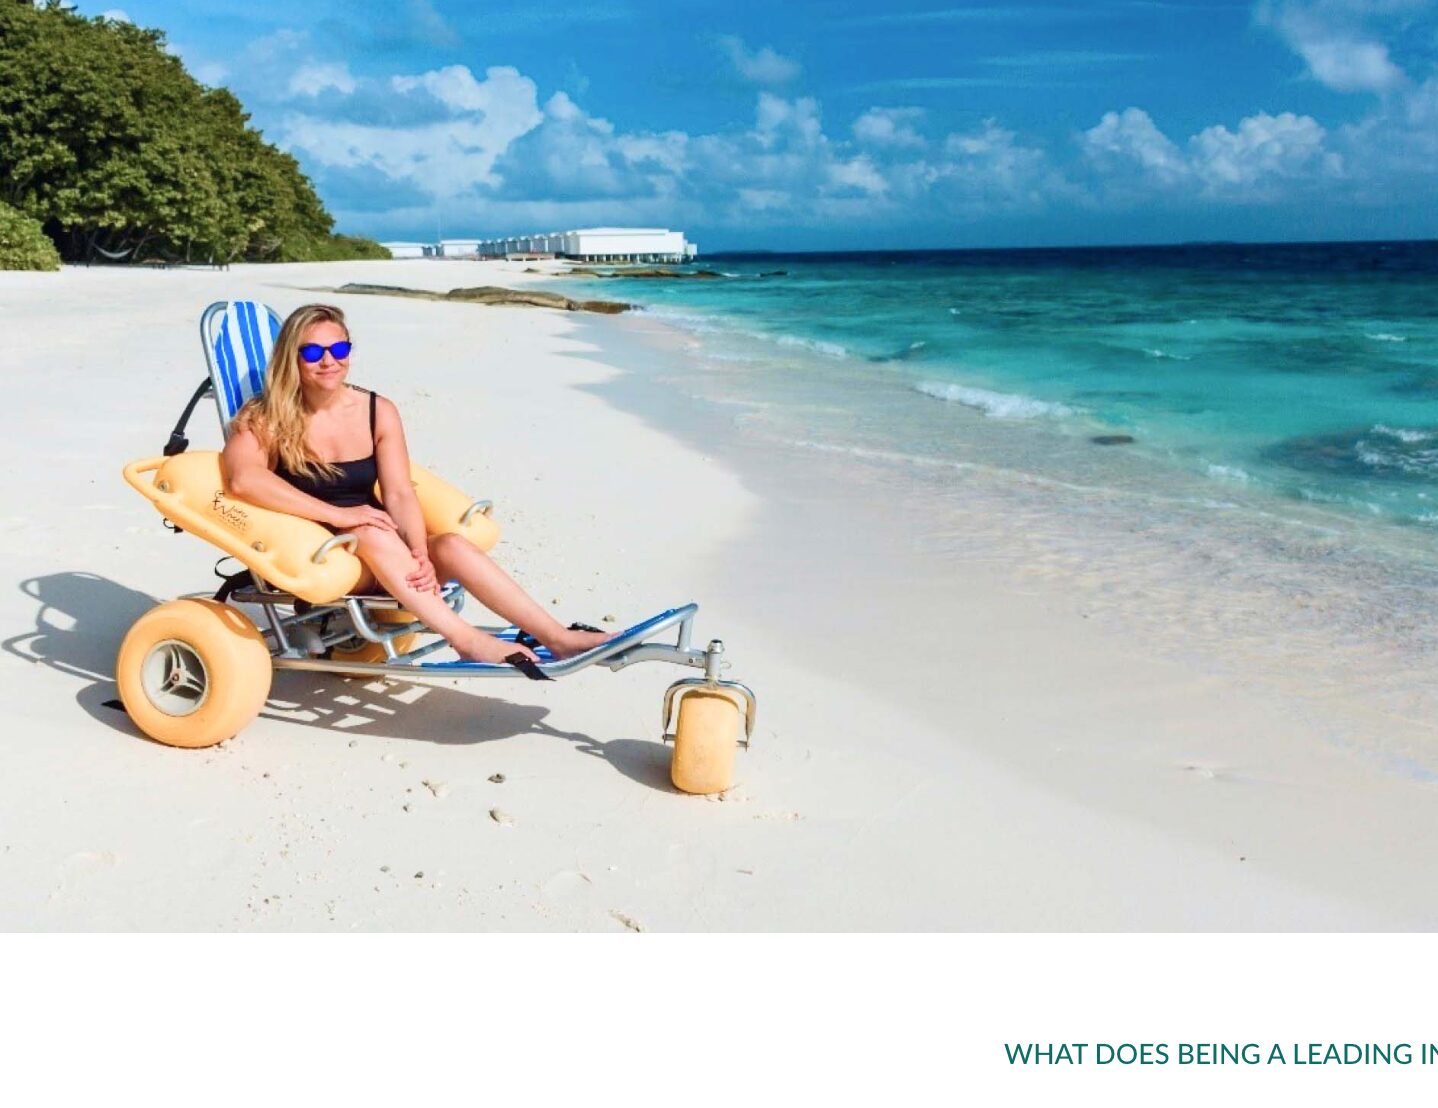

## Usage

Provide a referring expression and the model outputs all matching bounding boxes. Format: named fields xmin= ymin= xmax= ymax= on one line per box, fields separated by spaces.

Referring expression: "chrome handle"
xmin=460 ymin=499 xmax=494 ymax=526
xmin=313 ymin=533 xmax=359 ymax=564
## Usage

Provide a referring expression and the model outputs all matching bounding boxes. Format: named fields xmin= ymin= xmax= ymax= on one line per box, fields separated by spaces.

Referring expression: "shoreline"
xmin=584 ymin=283 xmax=1438 ymax=757
xmin=571 ymin=280 xmax=1438 ymax=751
xmin=559 ymin=298 xmax=1438 ymax=926
xmin=3 ymin=259 xmax=1437 ymax=929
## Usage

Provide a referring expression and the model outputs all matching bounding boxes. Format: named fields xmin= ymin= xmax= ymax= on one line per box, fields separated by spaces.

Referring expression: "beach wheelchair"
xmin=115 ymin=301 xmax=755 ymax=793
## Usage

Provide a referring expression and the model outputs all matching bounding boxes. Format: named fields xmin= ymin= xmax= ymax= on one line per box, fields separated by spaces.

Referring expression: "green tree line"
xmin=0 ymin=2 xmax=387 ymax=265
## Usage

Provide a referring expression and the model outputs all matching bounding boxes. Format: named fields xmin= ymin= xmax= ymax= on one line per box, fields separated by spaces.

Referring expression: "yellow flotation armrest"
xmin=394 ymin=463 xmax=500 ymax=552
xmin=124 ymin=453 xmax=365 ymax=604
xmin=123 ymin=453 xmax=502 ymax=605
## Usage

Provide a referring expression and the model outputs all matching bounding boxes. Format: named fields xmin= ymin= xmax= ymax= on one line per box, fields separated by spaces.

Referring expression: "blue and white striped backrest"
xmin=201 ymin=300 xmax=283 ymax=437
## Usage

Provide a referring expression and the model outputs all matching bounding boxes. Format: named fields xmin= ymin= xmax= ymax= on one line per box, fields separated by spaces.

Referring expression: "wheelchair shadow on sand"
xmin=4 ymin=571 xmax=675 ymax=791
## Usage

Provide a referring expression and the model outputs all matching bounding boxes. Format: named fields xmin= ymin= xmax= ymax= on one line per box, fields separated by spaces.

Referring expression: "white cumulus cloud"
xmin=1080 ymin=107 xmax=1188 ymax=185
xmin=753 ymin=92 xmax=824 ymax=148
xmin=717 ymin=35 xmax=802 ymax=85
xmin=288 ymin=63 xmax=357 ymax=98
xmin=282 ymin=65 xmax=544 ymax=199
xmin=1257 ymin=1 xmax=1412 ymax=92
xmin=936 ymin=120 xmax=1066 ymax=210
xmin=1189 ymin=111 xmax=1339 ymax=189
xmin=1080 ymin=106 xmax=1341 ymax=199
xmin=852 ymin=107 xmax=926 ymax=149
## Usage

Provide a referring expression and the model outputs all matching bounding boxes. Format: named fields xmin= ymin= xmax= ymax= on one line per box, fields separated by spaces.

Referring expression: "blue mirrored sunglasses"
xmin=298 ymin=340 xmax=353 ymax=363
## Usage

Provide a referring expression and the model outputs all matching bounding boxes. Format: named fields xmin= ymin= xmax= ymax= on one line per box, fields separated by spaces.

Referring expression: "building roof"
xmin=562 ymin=227 xmax=672 ymax=236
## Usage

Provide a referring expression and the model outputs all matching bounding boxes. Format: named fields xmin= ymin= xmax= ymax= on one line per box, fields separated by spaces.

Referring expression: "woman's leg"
xmin=351 ymin=525 xmax=536 ymax=663
xmin=428 ymin=532 xmax=613 ymax=659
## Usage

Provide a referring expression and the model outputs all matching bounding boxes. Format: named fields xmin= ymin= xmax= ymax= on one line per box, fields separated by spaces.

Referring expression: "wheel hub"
xmin=140 ymin=639 xmax=210 ymax=716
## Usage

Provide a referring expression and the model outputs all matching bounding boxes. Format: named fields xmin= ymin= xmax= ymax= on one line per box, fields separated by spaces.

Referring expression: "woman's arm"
xmin=373 ymin=398 xmax=436 ymax=586
xmin=221 ymin=425 xmax=395 ymax=532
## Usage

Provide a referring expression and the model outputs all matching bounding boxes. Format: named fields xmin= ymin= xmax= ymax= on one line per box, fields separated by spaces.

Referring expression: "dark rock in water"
xmin=332 ymin=282 xmax=630 ymax=314
xmin=629 ymin=268 xmax=726 ymax=279
xmin=1090 ymin=434 xmax=1136 ymax=446
xmin=759 ymin=270 xmax=788 ymax=277
xmin=869 ymin=341 xmax=928 ymax=364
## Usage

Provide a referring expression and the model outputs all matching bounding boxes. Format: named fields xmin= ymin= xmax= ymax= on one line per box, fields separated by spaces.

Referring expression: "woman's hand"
xmin=329 ymin=505 xmax=397 ymax=533
xmin=406 ymin=547 xmax=440 ymax=595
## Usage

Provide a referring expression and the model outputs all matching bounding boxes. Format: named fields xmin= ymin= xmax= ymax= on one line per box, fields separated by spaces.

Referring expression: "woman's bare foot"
xmin=545 ymin=627 xmax=616 ymax=660
xmin=455 ymin=629 xmax=538 ymax=665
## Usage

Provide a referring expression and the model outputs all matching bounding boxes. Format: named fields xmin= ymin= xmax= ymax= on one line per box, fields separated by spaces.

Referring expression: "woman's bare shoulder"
xmin=371 ymin=391 xmax=403 ymax=427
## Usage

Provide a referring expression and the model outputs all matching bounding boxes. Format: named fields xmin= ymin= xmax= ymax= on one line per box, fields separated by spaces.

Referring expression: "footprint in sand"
xmin=609 ymin=909 xmax=645 ymax=933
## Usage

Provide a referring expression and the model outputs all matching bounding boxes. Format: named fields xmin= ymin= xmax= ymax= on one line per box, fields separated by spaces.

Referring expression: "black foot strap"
xmin=504 ymin=652 xmax=553 ymax=681
xmin=512 ymin=623 xmax=602 ymax=653
xmin=213 ymin=567 xmax=252 ymax=604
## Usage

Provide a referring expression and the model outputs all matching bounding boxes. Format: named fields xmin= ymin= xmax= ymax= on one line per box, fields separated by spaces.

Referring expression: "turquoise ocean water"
xmin=554 ymin=242 xmax=1438 ymax=754
xmin=579 ymin=242 xmax=1438 ymax=529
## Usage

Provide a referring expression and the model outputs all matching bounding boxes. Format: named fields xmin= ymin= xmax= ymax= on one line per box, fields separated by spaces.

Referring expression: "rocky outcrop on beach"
xmin=332 ymin=283 xmax=630 ymax=314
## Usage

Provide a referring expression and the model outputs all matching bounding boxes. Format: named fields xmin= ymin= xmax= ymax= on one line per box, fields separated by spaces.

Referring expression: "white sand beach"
xmin=4 ymin=258 xmax=1438 ymax=931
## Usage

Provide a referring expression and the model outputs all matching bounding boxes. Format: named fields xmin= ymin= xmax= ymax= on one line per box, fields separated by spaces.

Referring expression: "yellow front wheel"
xmin=670 ymin=689 xmax=744 ymax=795
xmin=116 ymin=599 xmax=272 ymax=749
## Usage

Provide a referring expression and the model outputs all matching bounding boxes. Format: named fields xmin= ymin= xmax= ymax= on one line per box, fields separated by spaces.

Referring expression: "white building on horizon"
xmin=380 ymin=241 xmax=432 ymax=259
xmin=475 ymin=227 xmax=697 ymax=263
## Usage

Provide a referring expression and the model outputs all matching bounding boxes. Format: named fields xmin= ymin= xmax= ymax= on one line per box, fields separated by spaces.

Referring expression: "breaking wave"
xmin=914 ymin=380 xmax=1074 ymax=420
xmin=774 ymin=334 xmax=848 ymax=358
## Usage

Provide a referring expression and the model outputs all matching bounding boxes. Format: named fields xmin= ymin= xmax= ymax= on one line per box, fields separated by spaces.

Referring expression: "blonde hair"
xmin=233 ymin=304 xmax=350 ymax=480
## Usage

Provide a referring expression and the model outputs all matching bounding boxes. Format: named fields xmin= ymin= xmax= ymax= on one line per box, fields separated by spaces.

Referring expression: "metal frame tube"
xmin=269 ymin=603 xmax=706 ymax=680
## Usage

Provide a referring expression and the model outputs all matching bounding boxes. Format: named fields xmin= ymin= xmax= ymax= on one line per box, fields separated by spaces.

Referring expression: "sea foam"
xmin=775 ymin=333 xmax=847 ymax=358
xmin=1371 ymin=424 xmax=1434 ymax=444
xmin=914 ymin=380 xmax=1073 ymax=420
xmin=1205 ymin=463 xmax=1252 ymax=483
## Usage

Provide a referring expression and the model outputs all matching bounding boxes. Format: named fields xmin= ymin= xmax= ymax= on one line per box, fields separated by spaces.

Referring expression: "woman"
xmin=221 ymin=303 xmax=612 ymax=665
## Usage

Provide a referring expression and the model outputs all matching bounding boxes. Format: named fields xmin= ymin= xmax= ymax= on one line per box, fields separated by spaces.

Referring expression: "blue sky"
xmin=82 ymin=1 xmax=1438 ymax=249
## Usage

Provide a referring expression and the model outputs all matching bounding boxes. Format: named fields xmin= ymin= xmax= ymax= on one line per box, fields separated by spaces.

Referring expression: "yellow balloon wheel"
xmin=670 ymin=689 xmax=744 ymax=795
xmin=115 ymin=599 xmax=272 ymax=748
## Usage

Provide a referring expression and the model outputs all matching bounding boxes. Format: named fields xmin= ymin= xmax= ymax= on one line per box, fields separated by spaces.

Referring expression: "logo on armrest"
xmin=210 ymin=490 xmax=251 ymax=535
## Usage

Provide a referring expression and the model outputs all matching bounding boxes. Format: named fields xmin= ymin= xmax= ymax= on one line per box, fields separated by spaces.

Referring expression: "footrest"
xmin=419 ymin=606 xmax=694 ymax=677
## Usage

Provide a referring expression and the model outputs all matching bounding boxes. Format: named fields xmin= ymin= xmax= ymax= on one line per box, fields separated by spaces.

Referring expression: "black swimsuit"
xmin=275 ymin=387 xmax=382 ymax=511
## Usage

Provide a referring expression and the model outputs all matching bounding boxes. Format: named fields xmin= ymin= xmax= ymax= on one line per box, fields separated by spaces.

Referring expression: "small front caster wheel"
xmin=115 ymin=599 xmax=272 ymax=749
xmin=670 ymin=688 xmax=745 ymax=795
